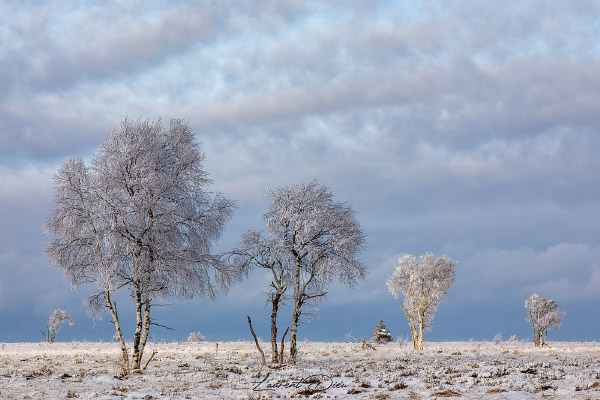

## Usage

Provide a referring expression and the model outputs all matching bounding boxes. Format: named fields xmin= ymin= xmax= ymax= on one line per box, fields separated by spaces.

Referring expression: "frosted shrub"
xmin=345 ymin=332 xmax=359 ymax=343
xmin=187 ymin=332 xmax=205 ymax=342
xmin=493 ymin=333 xmax=503 ymax=345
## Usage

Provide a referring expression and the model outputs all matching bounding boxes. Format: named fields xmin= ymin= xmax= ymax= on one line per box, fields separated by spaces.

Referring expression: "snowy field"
xmin=1 ymin=341 xmax=599 ymax=399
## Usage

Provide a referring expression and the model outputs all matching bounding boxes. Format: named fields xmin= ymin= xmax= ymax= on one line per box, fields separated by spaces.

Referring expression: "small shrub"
xmin=187 ymin=332 xmax=205 ymax=342
xmin=493 ymin=333 xmax=503 ymax=345
xmin=345 ymin=332 xmax=359 ymax=343
xmin=389 ymin=382 xmax=408 ymax=391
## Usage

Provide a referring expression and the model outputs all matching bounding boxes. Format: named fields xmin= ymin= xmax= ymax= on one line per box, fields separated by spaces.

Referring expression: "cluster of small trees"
xmin=44 ymin=116 xmax=567 ymax=370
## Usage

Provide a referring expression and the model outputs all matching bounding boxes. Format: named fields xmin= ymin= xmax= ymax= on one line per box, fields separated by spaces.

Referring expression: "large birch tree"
xmin=45 ymin=117 xmax=235 ymax=371
xmin=387 ymin=253 xmax=457 ymax=350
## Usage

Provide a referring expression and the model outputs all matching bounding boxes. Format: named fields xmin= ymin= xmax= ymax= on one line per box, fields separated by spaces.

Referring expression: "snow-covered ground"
xmin=1 ymin=340 xmax=599 ymax=399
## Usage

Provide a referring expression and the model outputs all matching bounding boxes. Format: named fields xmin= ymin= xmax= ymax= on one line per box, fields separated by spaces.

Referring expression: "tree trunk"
xmin=280 ymin=327 xmax=289 ymax=364
xmin=411 ymin=328 xmax=417 ymax=350
xmin=131 ymin=278 xmax=144 ymax=370
xmin=417 ymin=314 xmax=424 ymax=351
xmin=137 ymin=298 xmax=151 ymax=366
xmin=401 ymin=303 xmax=418 ymax=350
xmin=409 ymin=315 xmax=417 ymax=350
xmin=105 ymin=288 xmax=129 ymax=370
xmin=290 ymin=256 xmax=302 ymax=365
xmin=289 ymin=307 xmax=301 ymax=364
xmin=541 ymin=326 xmax=548 ymax=347
xmin=270 ymin=292 xmax=282 ymax=363
xmin=531 ymin=320 xmax=538 ymax=347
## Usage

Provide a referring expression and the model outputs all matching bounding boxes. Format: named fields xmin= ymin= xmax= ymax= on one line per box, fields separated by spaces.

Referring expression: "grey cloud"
xmin=1 ymin=2 xmax=229 ymax=93
xmin=1 ymin=0 xmax=599 ymax=341
xmin=0 ymin=102 xmax=113 ymax=165
xmin=453 ymin=243 xmax=600 ymax=303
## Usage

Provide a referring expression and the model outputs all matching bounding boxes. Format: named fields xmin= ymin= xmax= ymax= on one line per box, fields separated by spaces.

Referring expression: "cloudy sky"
xmin=1 ymin=0 xmax=599 ymax=343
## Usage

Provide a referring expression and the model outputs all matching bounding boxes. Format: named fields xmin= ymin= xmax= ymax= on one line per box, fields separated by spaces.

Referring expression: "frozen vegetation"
xmin=1 ymin=340 xmax=599 ymax=399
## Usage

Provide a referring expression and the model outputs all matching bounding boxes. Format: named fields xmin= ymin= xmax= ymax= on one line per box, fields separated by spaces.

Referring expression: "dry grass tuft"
xmin=389 ymin=382 xmax=408 ymax=391
xmin=574 ymin=383 xmax=599 ymax=391
xmin=431 ymin=389 xmax=461 ymax=397
xmin=208 ymin=382 xmax=223 ymax=389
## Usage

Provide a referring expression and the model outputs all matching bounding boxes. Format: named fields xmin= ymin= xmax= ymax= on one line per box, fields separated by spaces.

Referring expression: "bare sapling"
xmin=247 ymin=316 xmax=267 ymax=366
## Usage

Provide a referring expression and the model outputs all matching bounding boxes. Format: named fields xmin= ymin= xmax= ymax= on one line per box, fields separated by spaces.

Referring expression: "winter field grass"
xmin=1 ymin=341 xmax=599 ymax=399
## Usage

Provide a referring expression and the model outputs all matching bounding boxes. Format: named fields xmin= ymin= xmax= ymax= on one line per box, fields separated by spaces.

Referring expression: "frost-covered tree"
xmin=262 ymin=181 xmax=366 ymax=364
xmin=44 ymin=118 xmax=235 ymax=370
xmin=372 ymin=320 xmax=393 ymax=344
xmin=386 ymin=253 xmax=457 ymax=350
xmin=231 ymin=230 xmax=289 ymax=363
xmin=42 ymin=309 xmax=74 ymax=343
xmin=525 ymin=293 xmax=565 ymax=347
